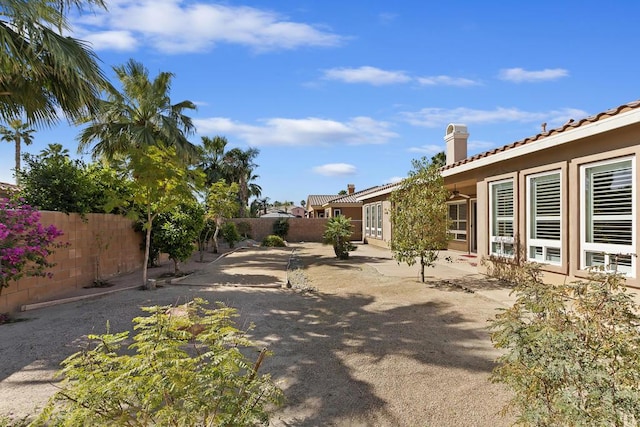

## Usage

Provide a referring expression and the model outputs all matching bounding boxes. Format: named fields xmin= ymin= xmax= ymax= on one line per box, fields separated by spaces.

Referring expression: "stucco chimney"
xmin=444 ymin=123 xmax=468 ymax=166
xmin=347 ymin=184 xmax=355 ymax=195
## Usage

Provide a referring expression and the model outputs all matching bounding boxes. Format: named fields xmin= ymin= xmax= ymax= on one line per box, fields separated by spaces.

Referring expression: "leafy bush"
xmin=221 ymin=221 xmax=241 ymax=248
xmin=272 ymin=218 xmax=289 ymax=239
xmin=262 ymin=235 xmax=286 ymax=247
xmin=32 ymin=299 xmax=283 ymax=426
xmin=154 ymin=202 xmax=205 ymax=274
xmin=236 ymin=221 xmax=253 ymax=239
xmin=489 ymin=261 xmax=640 ymax=425
xmin=322 ymin=215 xmax=356 ymax=259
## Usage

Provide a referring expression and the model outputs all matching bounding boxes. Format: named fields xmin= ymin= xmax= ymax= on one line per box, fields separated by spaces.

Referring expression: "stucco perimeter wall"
xmin=231 ymin=218 xmax=363 ymax=243
xmin=1 ymin=212 xmax=143 ymax=313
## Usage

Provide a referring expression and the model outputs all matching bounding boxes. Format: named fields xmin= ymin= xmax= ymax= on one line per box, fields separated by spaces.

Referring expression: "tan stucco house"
xmin=306 ymin=184 xmax=362 ymax=220
xmin=358 ymin=100 xmax=640 ymax=288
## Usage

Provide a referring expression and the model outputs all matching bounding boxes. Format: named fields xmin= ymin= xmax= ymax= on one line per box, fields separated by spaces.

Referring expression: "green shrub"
xmin=272 ymin=218 xmax=289 ymax=239
xmin=236 ymin=221 xmax=253 ymax=239
xmin=32 ymin=299 xmax=283 ymax=426
xmin=323 ymin=216 xmax=356 ymax=259
xmin=489 ymin=261 xmax=640 ymax=425
xmin=262 ymin=235 xmax=286 ymax=247
xmin=220 ymin=221 xmax=241 ymax=248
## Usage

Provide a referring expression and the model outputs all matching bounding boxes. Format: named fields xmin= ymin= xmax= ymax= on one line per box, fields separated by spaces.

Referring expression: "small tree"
xmin=154 ymin=202 xmax=205 ymax=274
xmin=490 ymin=262 xmax=640 ymax=425
xmin=33 ymin=298 xmax=283 ymax=425
xmin=273 ymin=218 xmax=289 ymax=239
xmin=221 ymin=222 xmax=241 ymax=249
xmin=323 ymin=215 xmax=355 ymax=259
xmin=0 ymin=198 xmax=66 ymax=294
xmin=206 ymin=180 xmax=239 ymax=254
xmin=389 ymin=157 xmax=450 ymax=282
xmin=127 ymin=146 xmax=202 ymax=286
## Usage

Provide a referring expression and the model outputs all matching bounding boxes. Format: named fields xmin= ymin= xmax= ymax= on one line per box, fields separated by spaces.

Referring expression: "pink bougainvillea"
xmin=0 ymin=198 xmax=67 ymax=294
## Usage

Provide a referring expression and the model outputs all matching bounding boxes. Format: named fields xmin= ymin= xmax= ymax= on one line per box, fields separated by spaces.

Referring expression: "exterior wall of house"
xmin=332 ymin=206 xmax=362 ymax=220
xmin=361 ymin=196 xmax=392 ymax=249
xmin=1 ymin=212 xmax=144 ymax=313
xmin=448 ymin=121 xmax=640 ymax=288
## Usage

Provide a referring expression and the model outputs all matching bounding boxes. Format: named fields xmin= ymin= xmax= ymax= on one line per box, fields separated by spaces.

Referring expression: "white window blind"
xmin=581 ymin=158 xmax=635 ymax=275
xmin=527 ymin=172 xmax=561 ymax=264
xmin=490 ymin=180 xmax=514 ymax=256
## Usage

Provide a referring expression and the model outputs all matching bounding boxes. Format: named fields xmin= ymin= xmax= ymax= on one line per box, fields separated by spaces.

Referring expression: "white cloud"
xmin=312 ymin=163 xmax=357 ymax=177
xmin=73 ymin=0 xmax=343 ymax=53
xmin=323 ymin=66 xmax=411 ymax=85
xmin=402 ymin=106 xmax=588 ymax=128
xmin=407 ymin=144 xmax=443 ymax=155
xmin=417 ymin=75 xmax=480 ymax=87
xmin=82 ymin=30 xmax=138 ymax=51
xmin=385 ymin=176 xmax=404 ymax=184
xmin=193 ymin=116 xmax=398 ymax=146
xmin=468 ymin=140 xmax=497 ymax=152
xmin=498 ymin=67 xmax=569 ymax=83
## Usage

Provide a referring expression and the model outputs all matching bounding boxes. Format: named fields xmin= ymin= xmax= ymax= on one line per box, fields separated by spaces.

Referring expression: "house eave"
xmin=442 ymin=107 xmax=640 ymax=178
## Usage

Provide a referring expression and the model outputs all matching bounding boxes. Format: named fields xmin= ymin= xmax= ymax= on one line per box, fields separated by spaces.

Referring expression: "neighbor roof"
xmin=307 ymin=195 xmax=336 ymax=207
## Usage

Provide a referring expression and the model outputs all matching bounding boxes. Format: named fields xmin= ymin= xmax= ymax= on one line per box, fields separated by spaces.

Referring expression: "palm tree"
xmin=223 ymin=147 xmax=260 ymax=217
xmin=0 ymin=0 xmax=111 ymax=127
xmin=198 ymin=135 xmax=228 ymax=186
xmin=0 ymin=119 xmax=34 ymax=182
xmin=78 ymin=59 xmax=199 ymax=162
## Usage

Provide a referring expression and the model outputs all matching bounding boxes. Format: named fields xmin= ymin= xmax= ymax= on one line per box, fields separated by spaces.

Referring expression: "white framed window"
xmin=371 ymin=204 xmax=377 ymax=237
xmin=448 ymin=202 xmax=467 ymax=241
xmin=334 ymin=208 xmax=342 ymax=217
xmin=526 ymin=171 xmax=561 ymax=265
xmin=489 ymin=179 xmax=514 ymax=257
xmin=377 ymin=203 xmax=382 ymax=237
xmin=580 ymin=157 xmax=635 ymax=276
xmin=365 ymin=205 xmax=370 ymax=235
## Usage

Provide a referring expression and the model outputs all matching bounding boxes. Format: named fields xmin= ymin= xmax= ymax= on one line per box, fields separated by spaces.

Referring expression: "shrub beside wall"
xmin=0 ymin=212 xmax=144 ymax=313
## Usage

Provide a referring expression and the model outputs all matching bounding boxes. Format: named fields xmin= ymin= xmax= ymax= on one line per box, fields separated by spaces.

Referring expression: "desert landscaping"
xmin=0 ymin=243 xmax=515 ymax=426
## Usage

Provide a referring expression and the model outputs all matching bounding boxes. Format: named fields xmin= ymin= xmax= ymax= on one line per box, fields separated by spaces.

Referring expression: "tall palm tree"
xmin=223 ymin=147 xmax=260 ymax=217
xmin=0 ymin=0 xmax=111 ymax=127
xmin=0 ymin=119 xmax=34 ymax=182
xmin=78 ymin=59 xmax=199 ymax=162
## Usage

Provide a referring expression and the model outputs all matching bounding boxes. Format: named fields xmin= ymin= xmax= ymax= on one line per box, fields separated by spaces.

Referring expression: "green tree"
xmin=0 ymin=0 xmax=110 ymax=127
xmin=78 ymin=59 xmax=198 ymax=162
xmin=223 ymin=147 xmax=260 ymax=217
xmin=272 ymin=218 xmax=290 ymax=239
xmin=127 ymin=145 xmax=201 ymax=286
xmin=221 ymin=222 xmax=241 ymax=249
xmin=323 ymin=215 xmax=356 ymax=259
xmin=198 ymin=135 xmax=228 ymax=187
xmin=338 ymin=189 xmax=347 ymax=195
xmin=154 ymin=201 xmax=205 ymax=274
xmin=0 ymin=119 xmax=34 ymax=181
xmin=33 ymin=299 xmax=283 ymax=426
xmin=389 ymin=157 xmax=450 ymax=282
xmin=18 ymin=144 xmax=96 ymax=214
xmin=490 ymin=262 xmax=640 ymax=425
xmin=206 ymin=180 xmax=239 ymax=254
xmin=430 ymin=151 xmax=446 ymax=168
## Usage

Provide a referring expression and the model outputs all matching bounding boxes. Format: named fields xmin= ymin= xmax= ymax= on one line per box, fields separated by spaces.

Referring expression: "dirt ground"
xmin=0 ymin=243 xmax=514 ymax=426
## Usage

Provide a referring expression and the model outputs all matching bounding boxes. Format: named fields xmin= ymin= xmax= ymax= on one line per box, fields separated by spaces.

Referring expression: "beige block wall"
xmin=1 ymin=212 xmax=144 ymax=313
xmin=231 ymin=218 xmax=363 ymax=243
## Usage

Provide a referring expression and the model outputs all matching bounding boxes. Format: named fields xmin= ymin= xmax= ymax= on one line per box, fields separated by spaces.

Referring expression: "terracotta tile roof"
xmin=0 ymin=182 xmax=18 ymax=196
xmin=307 ymin=195 xmax=336 ymax=207
xmin=324 ymin=194 xmax=360 ymax=204
xmin=441 ymin=100 xmax=640 ymax=171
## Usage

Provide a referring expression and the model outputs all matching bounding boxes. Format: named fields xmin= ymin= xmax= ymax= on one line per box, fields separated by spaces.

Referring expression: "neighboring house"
xmin=441 ymin=100 xmax=640 ymax=287
xmin=260 ymin=212 xmax=296 ymax=218
xmin=306 ymin=184 xmax=362 ymax=219
xmin=0 ymin=182 xmax=18 ymax=199
xmin=290 ymin=206 xmax=305 ymax=218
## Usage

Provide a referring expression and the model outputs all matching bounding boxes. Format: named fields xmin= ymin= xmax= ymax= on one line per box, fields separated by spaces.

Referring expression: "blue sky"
xmin=1 ymin=0 xmax=639 ymax=205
